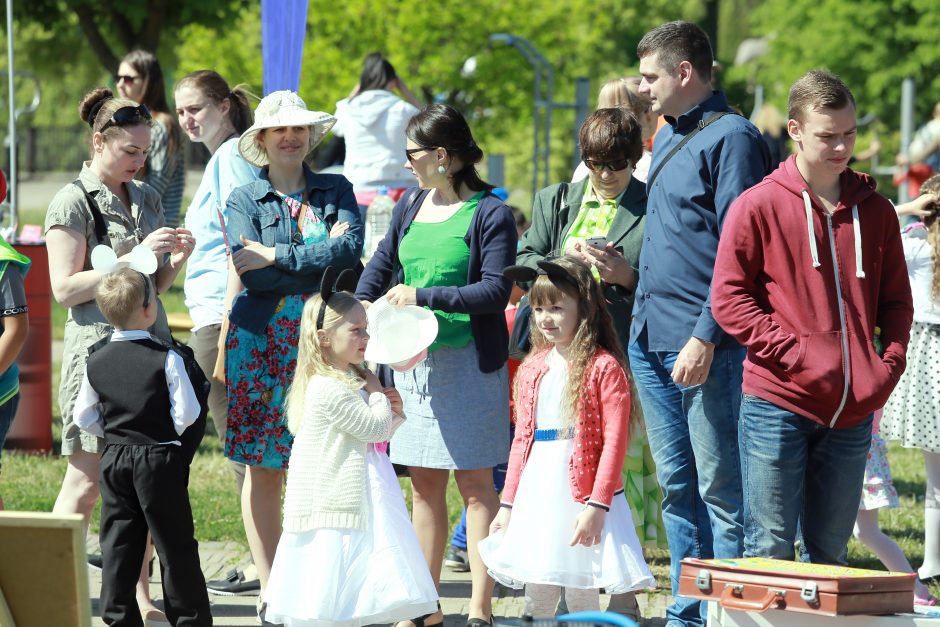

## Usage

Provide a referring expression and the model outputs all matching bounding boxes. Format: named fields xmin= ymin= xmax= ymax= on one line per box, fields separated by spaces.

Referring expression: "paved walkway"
xmin=85 ymin=540 xmax=671 ymax=626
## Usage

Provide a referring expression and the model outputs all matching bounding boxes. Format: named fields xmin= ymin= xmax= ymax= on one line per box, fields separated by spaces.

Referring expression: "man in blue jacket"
xmin=628 ymin=20 xmax=771 ymax=627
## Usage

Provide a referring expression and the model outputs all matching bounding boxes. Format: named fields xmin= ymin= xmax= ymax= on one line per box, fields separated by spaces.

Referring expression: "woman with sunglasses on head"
xmin=222 ymin=91 xmax=363 ymax=620
xmin=516 ymin=107 xmax=656 ymax=622
xmin=46 ymin=86 xmax=194 ymax=626
xmin=116 ymin=50 xmax=186 ymax=228
xmin=357 ymin=103 xmax=517 ymax=627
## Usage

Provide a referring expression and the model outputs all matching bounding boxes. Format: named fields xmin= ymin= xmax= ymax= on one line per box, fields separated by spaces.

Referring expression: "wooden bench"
xmin=166 ymin=312 xmax=194 ymax=335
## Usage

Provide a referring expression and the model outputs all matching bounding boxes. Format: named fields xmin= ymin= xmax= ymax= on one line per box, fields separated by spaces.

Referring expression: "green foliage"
xmin=175 ymin=0 xmax=694 ymax=203
xmin=738 ymin=0 xmax=940 ymax=124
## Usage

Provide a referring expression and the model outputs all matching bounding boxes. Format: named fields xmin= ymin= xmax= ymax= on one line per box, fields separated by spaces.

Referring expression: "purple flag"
xmin=261 ymin=0 xmax=308 ymax=95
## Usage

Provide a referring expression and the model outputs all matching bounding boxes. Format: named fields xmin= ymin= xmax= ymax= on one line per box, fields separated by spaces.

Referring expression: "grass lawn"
xmin=3 ymin=206 xmax=935 ymax=597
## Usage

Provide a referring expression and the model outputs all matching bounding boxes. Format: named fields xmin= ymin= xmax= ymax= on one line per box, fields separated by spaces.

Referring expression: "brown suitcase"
xmin=679 ymin=557 xmax=916 ymax=616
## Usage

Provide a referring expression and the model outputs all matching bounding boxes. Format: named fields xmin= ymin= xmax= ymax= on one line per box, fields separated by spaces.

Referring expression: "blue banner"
xmin=261 ymin=0 xmax=308 ymax=95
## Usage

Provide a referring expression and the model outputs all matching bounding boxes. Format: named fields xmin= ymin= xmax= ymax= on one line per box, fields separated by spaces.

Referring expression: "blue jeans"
xmin=628 ymin=334 xmax=745 ymax=627
xmin=739 ymin=394 xmax=872 ymax=564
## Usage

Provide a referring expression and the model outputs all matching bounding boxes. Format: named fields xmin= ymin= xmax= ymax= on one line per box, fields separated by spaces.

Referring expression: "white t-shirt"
xmin=902 ymin=224 xmax=940 ymax=324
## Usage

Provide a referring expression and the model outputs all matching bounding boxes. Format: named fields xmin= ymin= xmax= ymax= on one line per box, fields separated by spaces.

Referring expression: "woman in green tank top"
xmin=358 ymin=104 xmax=518 ymax=627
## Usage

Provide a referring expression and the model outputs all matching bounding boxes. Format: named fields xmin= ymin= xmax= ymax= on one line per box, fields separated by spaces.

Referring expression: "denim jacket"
xmin=227 ymin=163 xmax=364 ymax=334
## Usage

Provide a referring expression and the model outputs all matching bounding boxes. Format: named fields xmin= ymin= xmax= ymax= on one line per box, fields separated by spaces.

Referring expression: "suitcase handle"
xmin=719 ymin=584 xmax=784 ymax=613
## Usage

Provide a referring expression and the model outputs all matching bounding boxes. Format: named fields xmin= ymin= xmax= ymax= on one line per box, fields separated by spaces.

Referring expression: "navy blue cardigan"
xmin=356 ymin=187 xmax=516 ymax=373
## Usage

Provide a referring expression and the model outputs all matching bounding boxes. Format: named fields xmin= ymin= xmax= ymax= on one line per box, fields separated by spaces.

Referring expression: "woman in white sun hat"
xmin=222 ymin=89 xmax=364 ymax=610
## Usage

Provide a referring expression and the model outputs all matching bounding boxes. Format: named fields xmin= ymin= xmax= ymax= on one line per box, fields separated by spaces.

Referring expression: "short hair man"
xmin=629 ymin=20 xmax=771 ymax=627
xmin=712 ymin=70 xmax=913 ymax=564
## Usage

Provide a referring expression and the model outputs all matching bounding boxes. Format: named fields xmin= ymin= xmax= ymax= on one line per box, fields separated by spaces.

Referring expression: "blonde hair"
xmin=920 ymin=174 xmax=940 ymax=305
xmin=95 ymin=268 xmax=150 ymax=328
xmin=597 ymin=76 xmax=651 ymax=118
xmin=520 ymin=256 xmax=628 ymax=429
xmin=754 ymin=104 xmax=786 ymax=139
xmin=285 ymin=290 xmax=366 ymax=434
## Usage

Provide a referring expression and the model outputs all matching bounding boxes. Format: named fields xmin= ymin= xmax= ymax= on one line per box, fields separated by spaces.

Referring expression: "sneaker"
xmin=88 ymin=553 xmax=155 ymax=578
xmin=444 ymin=546 xmax=470 ymax=572
xmin=207 ymin=567 xmax=261 ymax=596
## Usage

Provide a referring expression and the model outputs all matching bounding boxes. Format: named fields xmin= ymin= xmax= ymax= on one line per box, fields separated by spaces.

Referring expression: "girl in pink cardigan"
xmin=478 ymin=257 xmax=653 ymax=617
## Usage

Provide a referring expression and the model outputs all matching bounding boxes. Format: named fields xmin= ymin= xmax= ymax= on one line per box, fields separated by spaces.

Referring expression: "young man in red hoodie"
xmin=712 ymin=70 xmax=914 ymax=564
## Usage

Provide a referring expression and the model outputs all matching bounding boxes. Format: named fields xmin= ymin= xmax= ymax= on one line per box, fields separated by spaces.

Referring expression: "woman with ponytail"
xmin=356 ymin=103 xmax=517 ymax=627
xmin=174 ymin=70 xmax=258 ymax=492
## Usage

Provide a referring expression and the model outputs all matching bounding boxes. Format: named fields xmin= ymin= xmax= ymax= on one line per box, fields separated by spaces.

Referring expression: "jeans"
xmin=628 ymin=334 xmax=745 ymax=627
xmin=739 ymin=394 xmax=872 ymax=564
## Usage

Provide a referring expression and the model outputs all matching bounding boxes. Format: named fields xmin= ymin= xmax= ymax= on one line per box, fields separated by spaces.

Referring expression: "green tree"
xmin=175 ymin=0 xmax=697 ymax=205
xmin=10 ymin=0 xmax=252 ymax=74
xmin=735 ymin=0 xmax=940 ymax=125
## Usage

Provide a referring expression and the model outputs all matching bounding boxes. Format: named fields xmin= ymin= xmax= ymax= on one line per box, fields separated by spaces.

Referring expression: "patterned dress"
xmin=225 ymin=191 xmax=330 ymax=469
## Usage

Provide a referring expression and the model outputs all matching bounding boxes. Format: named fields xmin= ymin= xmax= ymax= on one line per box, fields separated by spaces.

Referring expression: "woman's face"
xmin=586 ymin=156 xmax=634 ymax=201
xmin=116 ymin=62 xmax=146 ymax=103
xmin=174 ymin=85 xmax=228 ymax=144
xmin=93 ymin=125 xmax=151 ymax=183
xmin=259 ymin=126 xmax=310 ymax=170
xmin=404 ymin=139 xmax=448 ymax=190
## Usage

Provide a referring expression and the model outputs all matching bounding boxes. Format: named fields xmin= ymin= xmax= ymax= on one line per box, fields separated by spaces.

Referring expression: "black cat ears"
xmin=503 ymin=260 xmax=579 ymax=291
xmin=317 ymin=266 xmax=358 ymax=330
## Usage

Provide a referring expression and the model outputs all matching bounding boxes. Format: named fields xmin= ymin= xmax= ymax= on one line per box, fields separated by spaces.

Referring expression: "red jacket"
xmin=501 ymin=348 xmax=630 ymax=509
xmin=712 ymin=156 xmax=913 ymax=428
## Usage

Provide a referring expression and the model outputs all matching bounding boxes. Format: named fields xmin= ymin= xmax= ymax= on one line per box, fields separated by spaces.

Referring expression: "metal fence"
xmin=2 ymin=125 xmax=211 ymax=176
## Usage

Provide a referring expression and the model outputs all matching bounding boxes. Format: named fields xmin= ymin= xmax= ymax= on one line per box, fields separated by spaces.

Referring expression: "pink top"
xmin=501 ymin=348 xmax=631 ymax=509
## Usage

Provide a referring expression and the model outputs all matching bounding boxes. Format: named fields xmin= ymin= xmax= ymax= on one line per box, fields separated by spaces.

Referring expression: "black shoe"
xmin=444 ymin=546 xmax=470 ymax=572
xmin=206 ymin=568 xmax=261 ymax=596
xmin=87 ymin=553 xmax=154 ymax=578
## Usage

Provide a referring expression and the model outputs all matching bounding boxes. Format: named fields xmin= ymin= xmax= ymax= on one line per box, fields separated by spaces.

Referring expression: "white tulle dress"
xmin=264 ymin=442 xmax=439 ymax=626
xmin=478 ymin=352 xmax=654 ymax=594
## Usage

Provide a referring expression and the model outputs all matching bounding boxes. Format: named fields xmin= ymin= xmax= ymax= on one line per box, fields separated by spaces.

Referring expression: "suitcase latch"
xmin=695 ymin=569 xmax=712 ymax=592
xmin=800 ymin=581 xmax=819 ymax=605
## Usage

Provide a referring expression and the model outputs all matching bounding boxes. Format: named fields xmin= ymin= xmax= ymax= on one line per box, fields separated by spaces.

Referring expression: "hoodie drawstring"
xmin=852 ymin=205 xmax=865 ymax=278
xmin=802 ymin=190 xmax=821 ymax=269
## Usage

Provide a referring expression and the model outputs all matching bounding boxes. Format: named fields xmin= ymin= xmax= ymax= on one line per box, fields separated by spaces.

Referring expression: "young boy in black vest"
xmin=74 ymin=268 xmax=211 ymax=626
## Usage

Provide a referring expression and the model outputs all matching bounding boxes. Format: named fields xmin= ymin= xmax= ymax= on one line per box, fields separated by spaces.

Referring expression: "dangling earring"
xmin=437 ymin=163 xmax=446 ymax=175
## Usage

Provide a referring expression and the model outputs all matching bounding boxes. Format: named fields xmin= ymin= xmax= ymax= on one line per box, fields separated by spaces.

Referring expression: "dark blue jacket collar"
xmin=250 ymin=162 xmax=334 ymax=201
xmin=666 ymin=91 xmax=729 ymax=132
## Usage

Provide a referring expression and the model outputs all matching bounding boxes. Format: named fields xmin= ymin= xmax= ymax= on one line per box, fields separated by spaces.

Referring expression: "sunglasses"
xmin=115 ymin=74 xmax=141 ymax=84
xmin=97 ymin=104 xmax=153 ymax=132
xmin=584 ymin=158 xmax=632 ymax=172
xmin=405 ymin=147 xmax=430 ymax=162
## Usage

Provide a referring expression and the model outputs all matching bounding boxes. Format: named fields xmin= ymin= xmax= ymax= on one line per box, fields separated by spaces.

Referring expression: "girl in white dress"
xmin=264 ymin=269 xmax=439 ymax=627
xmin=479 ymin=257 xmax=653 ymax=617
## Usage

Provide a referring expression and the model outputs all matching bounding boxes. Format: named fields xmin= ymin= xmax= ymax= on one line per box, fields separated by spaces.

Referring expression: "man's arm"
xmin=674 ymin=128 xmax=771 ymax=385
xmin=712 ymin=197 xmax=801 ymax=369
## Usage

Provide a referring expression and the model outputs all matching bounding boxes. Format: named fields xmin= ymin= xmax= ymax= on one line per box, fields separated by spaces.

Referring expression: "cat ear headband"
xmin=90 ymin=244 xmax=158 ymax=308
xmin=503 ymin=259 xmax=580 ymax=291
xmin=317 ymin=266 xmax=359 ymax=330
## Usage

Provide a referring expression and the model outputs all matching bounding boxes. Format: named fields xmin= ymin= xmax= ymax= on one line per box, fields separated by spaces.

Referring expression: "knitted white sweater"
xmin=282 ymin=375 xmax=393 ymax=532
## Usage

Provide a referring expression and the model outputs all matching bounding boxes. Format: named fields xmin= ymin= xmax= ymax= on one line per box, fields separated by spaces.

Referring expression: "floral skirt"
xmin=224 ymin=295 xmax=304 ymax=469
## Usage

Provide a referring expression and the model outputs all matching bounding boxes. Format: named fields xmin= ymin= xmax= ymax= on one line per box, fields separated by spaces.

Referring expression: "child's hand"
xmin=363 ymin=369 xmax=383 ymax=394
xmin=569 ymin=505 xmax=606 ymax=547
xmin=489 ymin=507 xmax=511 ymax=536
xmin=329 ymin=221 xmax=350 ymax=238
xmin=383 ymin=387 xmax=403 ymax=415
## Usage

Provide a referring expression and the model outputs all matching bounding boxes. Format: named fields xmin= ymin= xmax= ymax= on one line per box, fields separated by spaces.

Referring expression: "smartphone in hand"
xmin=585 ymin=236 xmax=608 ymax=249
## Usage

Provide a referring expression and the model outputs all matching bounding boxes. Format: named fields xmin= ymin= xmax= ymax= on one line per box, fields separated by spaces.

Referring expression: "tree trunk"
xmin=73 ymin=4 xmax=120 ymax=74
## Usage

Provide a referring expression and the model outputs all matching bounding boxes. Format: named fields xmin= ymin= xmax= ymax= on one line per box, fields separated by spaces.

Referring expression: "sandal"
xmin=915 ymin=593 xmax=939 ymax=607
xmin=402 ymin=601 xmax=443 ymax=627
xmin=466 ymin=616 xmax=493 ymax=627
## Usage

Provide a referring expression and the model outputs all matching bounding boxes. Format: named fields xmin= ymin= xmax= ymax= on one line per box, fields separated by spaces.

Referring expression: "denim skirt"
xmin=391 ymin=342 xmax=510 ymax=470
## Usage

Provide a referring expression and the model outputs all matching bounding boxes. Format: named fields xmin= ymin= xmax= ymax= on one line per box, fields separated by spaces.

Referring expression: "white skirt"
xmin=265 ymin=447 xmax=439 ymax=627
xmin=478 ymin=439 xmax=654 ymax=594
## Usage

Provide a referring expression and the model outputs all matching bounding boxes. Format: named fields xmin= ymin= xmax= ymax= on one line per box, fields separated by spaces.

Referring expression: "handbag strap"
xmin=646 ymin=111 xmax=734 ymax=189
xmin=72 ymin=179 xmax=109 ymax=245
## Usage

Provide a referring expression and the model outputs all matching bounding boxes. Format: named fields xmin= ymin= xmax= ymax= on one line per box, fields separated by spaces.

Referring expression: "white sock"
xmin=919 ymin=452 xmax=940 ymax=578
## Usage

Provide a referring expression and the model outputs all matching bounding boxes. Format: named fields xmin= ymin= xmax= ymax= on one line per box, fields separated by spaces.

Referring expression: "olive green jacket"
xmin=516 ymin=176 xmax=647 ymax=349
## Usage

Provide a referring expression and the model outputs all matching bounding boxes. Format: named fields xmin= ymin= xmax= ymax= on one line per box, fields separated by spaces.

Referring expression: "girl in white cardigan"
xmin=264 ymin=277 xmax=439 ymax=627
